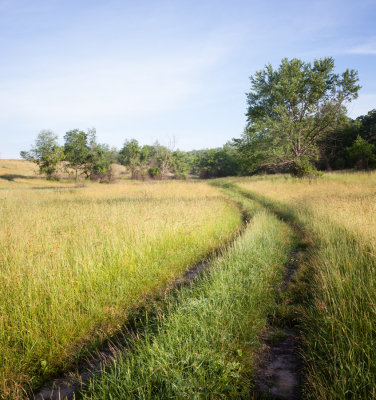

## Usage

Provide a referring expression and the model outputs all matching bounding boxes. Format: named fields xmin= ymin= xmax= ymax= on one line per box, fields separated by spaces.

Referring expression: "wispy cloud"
xmin=0 ymin=43 xmax=229 ymax=119
xmin=345 ymin=38 xmax=376 ymax=55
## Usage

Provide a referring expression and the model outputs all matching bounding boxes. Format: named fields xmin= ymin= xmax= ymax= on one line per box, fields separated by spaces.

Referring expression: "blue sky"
xmin=1 ymin=0 xmax=375 ymax=158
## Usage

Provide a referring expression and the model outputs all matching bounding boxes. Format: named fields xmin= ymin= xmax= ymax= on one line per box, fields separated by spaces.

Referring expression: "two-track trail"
xmin=214 ymin=182 xmax=306 ymax=400
xmin=32 ymin=209 xmax=250 ymax=400
xmin=33 ymin=261 xmax=219 ymax=400
xmin=33 ymin=184 xmax=306 ymax=400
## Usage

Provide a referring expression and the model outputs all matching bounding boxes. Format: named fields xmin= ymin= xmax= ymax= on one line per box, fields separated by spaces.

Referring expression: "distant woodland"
xmin=21 ymin=58 xmax=376 ymax=181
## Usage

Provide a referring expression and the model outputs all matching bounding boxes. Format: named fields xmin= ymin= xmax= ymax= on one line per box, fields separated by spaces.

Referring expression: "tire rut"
xmin=32 ymin=205 xmax=250 ymax=400
xmin=253 ymin=249 xmax=302 ymax=400
xmin=220 ymin=183 xmax=306 ymax=400
xmin=33 ymin=261 xmax=211 ymax=400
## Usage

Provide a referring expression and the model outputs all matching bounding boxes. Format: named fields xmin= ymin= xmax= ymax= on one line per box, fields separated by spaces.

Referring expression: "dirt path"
xmin=33 ymin=188 xmax=305 ymax=400
xmin=33 ymin=260 xmax=212 ymax=400
xmin=32 ymin=189 xmax=254 ymax=400
xmin=218 ymin=183 xmax=306 ymax=399
xmin=253 ymin=250 xmax=303 ymax=399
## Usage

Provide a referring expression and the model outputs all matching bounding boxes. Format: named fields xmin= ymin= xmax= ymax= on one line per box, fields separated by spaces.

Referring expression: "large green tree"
xmin=20 ymin=130 xmax=64 ymax=179
xmin=235 ymin=57 xmax=360 ymax=175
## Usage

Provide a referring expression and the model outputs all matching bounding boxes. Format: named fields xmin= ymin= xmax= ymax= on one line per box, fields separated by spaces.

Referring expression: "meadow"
xmin=1 ymin=160 xmax=375 ymax=399
xmin=82 ymin=196 xmax=295 ymax=399
xmin=0 ymin=162 xmax=241 ymax=398
xmin=233 ymin=172 xmax=376 ymax=399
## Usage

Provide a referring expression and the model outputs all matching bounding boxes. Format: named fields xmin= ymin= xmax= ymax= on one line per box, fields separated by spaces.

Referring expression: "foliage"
xmin=356 ymin=109 xmax=376 ymax=144
xmin=148 ymin=166 xmax=161 ymax=178
xmin=193 ymin=144 xmax=241 ymax=178
xmin=235 ymin=57 xmax=360 ymax=176
xmin=118 ymin=139 xmax=141 ymax=178
xmin=170 ymin=150 xmax=190 ymax=179
xmin=317 ymin=116 xmax=360 ymax=170
xmin=20 ymin=130 xmax=64 ymax=179
xmin=63 ymin=129 xmax=90 ymax=179
xmin=63 ymin=128 xmax=113 ymax=181
xmin=317 ymin=109 xmax=376 ymax=171
xmin=153 ymin=142 xmax=173 ymax=179
xmin=347 ymin=135 xmax=376 ymax=169
xmin=290 ymin=158 xmax=322 ymax=178
xmin=86 ymin=143 xmax=116 ymax=181
xmin=118 ymin=140 xmax=185 ymax=179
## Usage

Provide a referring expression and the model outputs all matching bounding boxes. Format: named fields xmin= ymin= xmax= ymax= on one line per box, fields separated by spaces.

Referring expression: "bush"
xmin=148 ymin=166 xmax=161 ymax=178
xmin=290 ymin=160 xmax=322 ymax=178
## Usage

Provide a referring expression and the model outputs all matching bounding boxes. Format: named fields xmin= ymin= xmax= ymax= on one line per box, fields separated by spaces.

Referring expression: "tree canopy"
xmin=235 ymin=57 xmax=361 ymax=175
xmin=20 ymin=130 xmax=64 ymax=179
xmin=118 ymin=139 xmax=141 ymax=179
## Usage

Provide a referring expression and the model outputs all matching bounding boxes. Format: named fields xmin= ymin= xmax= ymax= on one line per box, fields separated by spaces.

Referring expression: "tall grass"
xmin=0 ymin=159 xmax=129 ymax=188
xmin=82 ymin=198 xmax=295 ymax=399
xmin=235 ymin=173 xmax=376 ymax=399
xmin=0 ymin=181 xmax=241 ymax=398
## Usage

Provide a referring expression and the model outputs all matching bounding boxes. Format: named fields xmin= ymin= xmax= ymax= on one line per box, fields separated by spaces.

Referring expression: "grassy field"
xmin=233 ymin=172 xmax=376 ymax=399
xmin=0 ymin=159 xmax=128 ymax=188
xmin=0 ymin=164 xmax=242 ymax=398
xmin=2 ymin=160 xmax=375 ymax=399
xmin=82 ymin=196 xmax=295 ymax=399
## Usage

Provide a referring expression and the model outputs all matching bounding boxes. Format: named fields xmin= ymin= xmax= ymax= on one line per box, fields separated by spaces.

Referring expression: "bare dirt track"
xmin=254 ymin=249 xmax=302 ymax=400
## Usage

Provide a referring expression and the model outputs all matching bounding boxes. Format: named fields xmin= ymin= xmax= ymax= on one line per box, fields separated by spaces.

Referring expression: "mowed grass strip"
xmin=0 ymin=181 xmax=241 ymax=398
xmin=236 ymin=173 xmax=376 ymax=399
xmin=81 ymin=199 xmax=294 ymax=399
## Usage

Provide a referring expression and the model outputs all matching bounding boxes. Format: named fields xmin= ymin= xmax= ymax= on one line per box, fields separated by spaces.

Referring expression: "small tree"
xmin=20 ymin=130 xmax=64 ymax=179
xmin=86 ymin=143 xmax=115 ymax=181
xmin=347 ymin=136 xmax=376 ymax=169
xmin=171 ymin=150 xmax=190 ymax=179
xmin=236 ymin=57 xmax=360 ymax=176
xmin=118 ymin=139 xmax=141 ymax=179
xmin=153 ymin=142 xmax=173 ymax=179
xmin=64 ymin=129 xmax=90 ymax=180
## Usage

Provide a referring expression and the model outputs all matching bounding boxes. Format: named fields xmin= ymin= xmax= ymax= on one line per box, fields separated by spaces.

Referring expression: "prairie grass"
xmin=82 ymin=198 xmax=295 ymax=399
xmin=0 ymin=159 xmax=128 ymax=188
xmin=235 ymin=172 xmax=376 ymax=399
xmin=0 ymin=180 xmax=241 ymax=398
xmin=0 ymin=159 xmax=48 ymax=188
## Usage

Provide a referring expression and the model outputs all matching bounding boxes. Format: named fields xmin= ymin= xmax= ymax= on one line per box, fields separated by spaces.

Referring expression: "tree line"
xmin=21 ymin=129 xmax=243 ymax=181
xmin=22 ymin=57 xmax=376 ymax=180
xmin=21 ymin=129 xmax=117 ymax=181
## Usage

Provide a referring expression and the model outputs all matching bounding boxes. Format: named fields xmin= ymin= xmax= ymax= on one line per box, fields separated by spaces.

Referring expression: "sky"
xmin=0 ymin=0 xmax=375 ymax=158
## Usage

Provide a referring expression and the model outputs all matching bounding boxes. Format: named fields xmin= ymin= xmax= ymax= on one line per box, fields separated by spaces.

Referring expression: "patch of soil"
xmin=255 ymin=329 xmax=302 ymax=399
xmin=34 ymin=349 xmax=115 ymax=400
xmin=253 ymin=250 xmax=302 ymax=400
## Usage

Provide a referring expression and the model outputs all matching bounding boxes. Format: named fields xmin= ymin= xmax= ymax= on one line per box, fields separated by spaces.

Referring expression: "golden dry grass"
xmin=0 ymin=159 xmax=128 ymax=189
xmin=237 ymin=172 xmax=376 ymax=248
xmin=233 ymin=172 xmax=376 ymax=399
